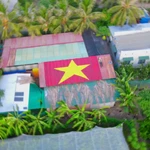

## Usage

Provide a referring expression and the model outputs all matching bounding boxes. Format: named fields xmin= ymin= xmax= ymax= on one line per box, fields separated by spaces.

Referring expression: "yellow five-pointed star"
xmin=54 ymin=60 xmax=90 ymax=84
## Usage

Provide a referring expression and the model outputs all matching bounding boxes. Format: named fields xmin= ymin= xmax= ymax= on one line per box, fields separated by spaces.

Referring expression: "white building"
xmin=109 ymin=23 xmax=150 ymax=67
xmin=0 ymin=73 xmax=30 ymax=113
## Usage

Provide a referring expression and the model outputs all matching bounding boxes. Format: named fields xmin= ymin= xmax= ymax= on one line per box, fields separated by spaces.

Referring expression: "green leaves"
xmin=96 ymin=26 xmax=110 ymax=37
xmin=45 ymin=108 xmax=65 ymax=132
xmin=24 ymin=109 xmax=48 ymax=135
xmin=138 ymin=89 xmax=150 ymax=140
xmin=0 ymin=118 xmax=7 ymax=140
xmin=3 ymin=106 xmax=28 ymax=137
xmin=115 ymin=68 xmax=137 ymax=112
xmin=0 ymin=101 xmax=108 ymax=138
xmin=127 ymin=121 xmax=148 ymax=150
xmin=108 ymin=0 xmax=144 ymax=26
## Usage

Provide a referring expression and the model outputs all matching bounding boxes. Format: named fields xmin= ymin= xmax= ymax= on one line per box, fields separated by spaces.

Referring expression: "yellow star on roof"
xmin=54 ymin=60 xmax=90 ymax=84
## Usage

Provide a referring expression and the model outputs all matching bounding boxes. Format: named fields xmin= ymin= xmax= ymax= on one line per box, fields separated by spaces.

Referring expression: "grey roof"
xmin=114 ymin=31 xmax=150 ymax=51
xmin=109 ymin=23 xmax=150 ymax=51
xmin=0 ymin=126 xmax=129 ymax=150
xmin=109 ymin=23 xmax=150 ymax=37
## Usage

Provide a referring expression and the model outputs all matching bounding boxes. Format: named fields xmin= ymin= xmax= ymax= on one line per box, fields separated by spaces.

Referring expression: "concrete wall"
xmin=118 ymin=49 xmax=150 ymax=67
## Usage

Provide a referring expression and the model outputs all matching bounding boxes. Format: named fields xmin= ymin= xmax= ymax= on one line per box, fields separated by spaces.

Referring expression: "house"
xmin=0 ymin=31 xmax=117 ymax=110
xmin=0 ymin=73 xmax=30 ymax=113
xmin=39 ymin=55 xmax=117 ymax=109
xmin=0 ymin=33 xmax=88 ymax=72
xmin=0 ymin=73 xmax=45 ymax=113
xmin=109 ymin=23 xmax=150 ymax=67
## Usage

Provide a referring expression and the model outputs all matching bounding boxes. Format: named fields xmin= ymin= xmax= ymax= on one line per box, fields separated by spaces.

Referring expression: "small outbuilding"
xmin=0 ymin=73 xmax=45 ymax=113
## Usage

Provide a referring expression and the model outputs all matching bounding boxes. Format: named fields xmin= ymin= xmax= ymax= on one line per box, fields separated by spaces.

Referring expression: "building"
xmin=0 ymin=32 xmax=117 ymax=111
xmin=109 ymin=23 xmax=150 ymax=67
xmin=0 ymin=73 xmax=45 ymax=113
xmin=0 ymin=74 xmax=30 ymax=113
xmin=0 ymin=33 xmax=88 ymax=72
xmin=39 ymin=55 xmax=117 ymax=109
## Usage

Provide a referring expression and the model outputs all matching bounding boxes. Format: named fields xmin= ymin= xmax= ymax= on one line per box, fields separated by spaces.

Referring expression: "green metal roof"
xmin=139 ymin=56 xmax=149 ymax=60
xmin=122 ymin=57 xmax=133 ymax=61
xmin=15 ymin=42 xmax=88 ymax=65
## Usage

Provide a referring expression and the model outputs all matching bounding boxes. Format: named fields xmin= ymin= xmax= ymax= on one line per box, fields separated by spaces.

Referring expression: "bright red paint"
xmin=43 ymin=56 xmax=102 ymax=87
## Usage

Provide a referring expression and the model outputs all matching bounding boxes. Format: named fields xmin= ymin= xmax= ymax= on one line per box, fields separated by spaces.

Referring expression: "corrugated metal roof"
xmin=39 ymin=55 xmax=116 ymax=87
xmin=112 ymin=31 xmax=150 ymax=51
xmin=1 ymin=33 xmax=84 ymax=68
xmin=13 ymin=42 xmax=88 ymax=66
xmin=42 ymin=56 xmax=102 ymax=87
xmin=4 ymin=32 xmax=84 ymax=49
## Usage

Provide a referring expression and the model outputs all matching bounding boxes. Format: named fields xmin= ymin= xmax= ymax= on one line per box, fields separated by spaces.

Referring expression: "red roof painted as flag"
xmin=42 ymin=56 xmax=102 ymax=87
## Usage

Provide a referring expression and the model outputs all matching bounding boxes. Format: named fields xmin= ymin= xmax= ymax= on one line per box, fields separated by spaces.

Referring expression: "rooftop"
xmin=109 ymin=23 xmax=150 ymax=37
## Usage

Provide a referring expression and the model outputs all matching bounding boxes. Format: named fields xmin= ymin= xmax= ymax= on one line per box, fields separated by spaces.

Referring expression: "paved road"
xmin=82 ymin=29 xmax=117 ymax=66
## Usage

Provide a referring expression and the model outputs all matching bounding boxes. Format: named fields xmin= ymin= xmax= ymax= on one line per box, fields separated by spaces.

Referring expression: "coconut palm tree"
xmin=108 ymin=0 xmax=144 ymax=26
xmin=49 ymin=0 xmax=75 ymax=33
xmin=101 ymin=0 xmax=121 ymax=9
xmin=15 ymin=2 xmax=41 ymax=36
xmin=35 ymin=5 xmax=55 ymax=34
xmin=69 ymin=0 xmax=105 ymax=34
xmin=0 ymin=2 xmax=21 ymax=40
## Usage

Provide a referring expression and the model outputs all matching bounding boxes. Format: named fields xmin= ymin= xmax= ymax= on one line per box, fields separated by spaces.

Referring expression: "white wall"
xmin=15 ymin=74 xmax=30 ymax=112
xmin=0 ymin=73 xmax=30 ymax=113
xmin=118 ymin=49 xmax=150 ymax=67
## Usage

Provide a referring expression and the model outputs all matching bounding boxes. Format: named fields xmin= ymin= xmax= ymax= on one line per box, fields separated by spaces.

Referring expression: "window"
xmin=14 ymin=92 xmax=24 ymax=102
xmin=138 ymin=56 xmax=149 ymax=64
xmin=122 ymin=57 xmax=133 ymax=64
xmin=138 ymin=59 xmax=145 ymax=64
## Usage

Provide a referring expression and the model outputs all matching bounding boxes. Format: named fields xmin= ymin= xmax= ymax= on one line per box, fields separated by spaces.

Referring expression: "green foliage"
xmin=108 ymin=0 xmax=144 ymax=26
xmin=0 ymin=1 xmax=21 ymax=40
xmin=138 ymin=89 xmax=150 ymax=118
xmin=0 ymin=69 xmax=2 ymax=76
xmin=5 ymin=106 xmax=28 ymax=136
xmin=0 ymin=0 xmax=143 ymax=39
xmin=138 ymin=89 xmax=150 ymax=140
xmin=24 ymin=109 xmax=49 ymax=135
xmin=0 ymin=118 xmax=7 ymax=139
xmin=96 ymin=26 xmax=110 ymax=37
xmin=125 ymin=121 xmax=148 ymax=150
xmin=57 ymin=101 xmax=72 ymax=116
xmin=91 ymin=108 xmax=107 ymax=123
xmin=101 ymin=0 xmax=121 ymax=9
xmin=115 ymin=68 xmax=137 ymax=112
xmin=66 ymin=103 xmax=96 ymax=131
xmin=38 ymin=0 xmax=56 ymax=8
xmin=137 ymin=64 xmax=150 ymax=80
xmin=69 ymin=0 xmax=105 ymax=34
xmin=45 ymin=108 xmax=65 ymax=132
xmin=139 ymin=119 xmax=150 ymax=140
xmin=18 ymin=0 xmax=34 ymax=6
xmin=117 ymin=63 xmax=150 ymax=80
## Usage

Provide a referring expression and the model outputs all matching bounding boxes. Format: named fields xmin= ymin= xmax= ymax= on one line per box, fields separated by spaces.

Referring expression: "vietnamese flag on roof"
xmin=42 ymin=56 xmax=102 ymax=87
